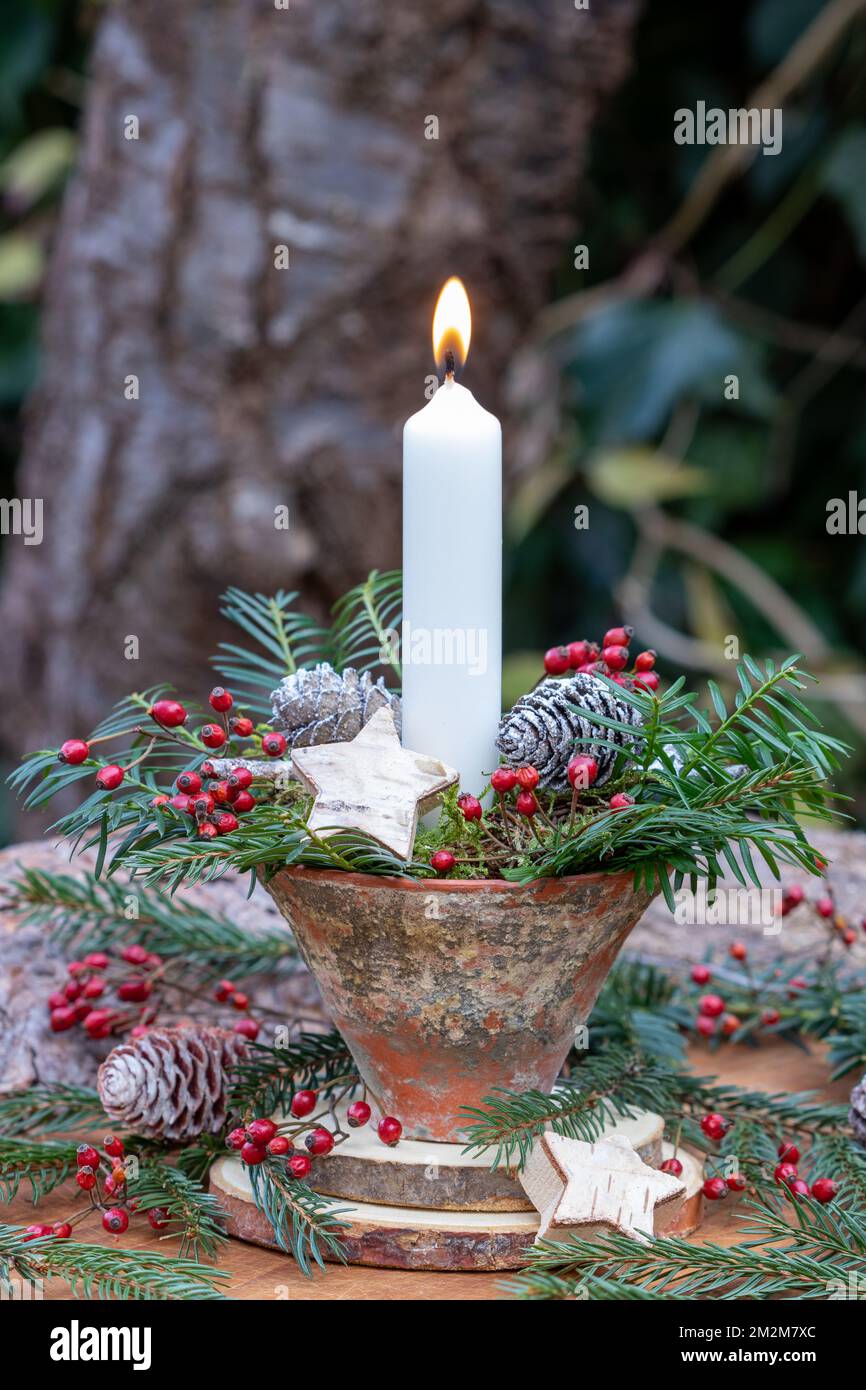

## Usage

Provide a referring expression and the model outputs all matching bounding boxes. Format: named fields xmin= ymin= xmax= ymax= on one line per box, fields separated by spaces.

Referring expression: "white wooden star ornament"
xmin=291 ymin=707 xmax=459 ymax=861
xmin=520 ymin=1132 xmax=686 ymax=1244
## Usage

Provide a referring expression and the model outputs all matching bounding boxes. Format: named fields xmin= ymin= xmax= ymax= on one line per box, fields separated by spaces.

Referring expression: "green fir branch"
xmin=229 ymin=1032 xmax=354 ymax=1116
xmin=0 ymin=1223 xmax=228 ymax=1300
xmin=0 ymin=1084 xmax=105 ymax=1138
xmin=214 ymin=588 xmax=329 ymax=713
xmin=248 ymin=1164 xmax=349 ymax=1277
xmin=328 ymin=569 xmax=403 ymax=682
xmin=130 ymin=1163 xmax=229 ymax=1261
xmin=0 ymin=1139 xmax=79 ymax=1203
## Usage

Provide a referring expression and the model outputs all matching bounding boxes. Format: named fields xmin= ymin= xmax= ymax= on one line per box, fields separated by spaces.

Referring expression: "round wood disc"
xmin=655 ymin=1143 xmax=704 ymax=1237
xmin=294 ymin=1101 xmax=665 ymax=1211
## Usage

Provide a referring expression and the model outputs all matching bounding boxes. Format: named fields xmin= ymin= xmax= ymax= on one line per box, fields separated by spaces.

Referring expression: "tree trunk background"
xmin=0 ymin=0 xmax=639 ymax=805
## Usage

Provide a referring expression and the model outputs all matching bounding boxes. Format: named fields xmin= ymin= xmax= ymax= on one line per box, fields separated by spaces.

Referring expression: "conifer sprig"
xmin=0 ymin=1223 xmax=228 ymax=1300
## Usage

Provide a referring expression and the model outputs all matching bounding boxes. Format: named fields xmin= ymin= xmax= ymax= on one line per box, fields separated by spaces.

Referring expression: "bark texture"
xmin=0 ymin=0 xmax=640 ymax=769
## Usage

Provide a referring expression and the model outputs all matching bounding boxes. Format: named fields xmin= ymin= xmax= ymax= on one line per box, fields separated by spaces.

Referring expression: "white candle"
xmin=401 ymin=279 xmax=502 ymax=796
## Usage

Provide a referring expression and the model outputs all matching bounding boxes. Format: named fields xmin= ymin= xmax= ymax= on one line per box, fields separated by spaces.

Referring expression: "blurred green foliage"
xmin=504 ymin=0 xmax=866 ymax=815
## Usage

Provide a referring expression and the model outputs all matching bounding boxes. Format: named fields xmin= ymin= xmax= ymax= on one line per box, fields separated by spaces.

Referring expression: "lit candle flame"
xmin=432 ymin=277 xmax=471 ymax=376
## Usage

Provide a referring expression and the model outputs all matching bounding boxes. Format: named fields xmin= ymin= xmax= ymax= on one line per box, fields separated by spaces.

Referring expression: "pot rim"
xmin=264 ymin=863 xmax=640 ymax=894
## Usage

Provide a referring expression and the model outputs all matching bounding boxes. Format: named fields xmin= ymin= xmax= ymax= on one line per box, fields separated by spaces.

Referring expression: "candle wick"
xmin=444 ymin=348 xmax=455 ymax=380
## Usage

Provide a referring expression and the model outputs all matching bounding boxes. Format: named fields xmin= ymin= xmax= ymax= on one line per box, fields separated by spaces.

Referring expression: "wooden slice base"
xmin=209 ymin=1117 xmax=705 ymax=1271
xmin=294 ymin=1101 xmax=665 ymax=1212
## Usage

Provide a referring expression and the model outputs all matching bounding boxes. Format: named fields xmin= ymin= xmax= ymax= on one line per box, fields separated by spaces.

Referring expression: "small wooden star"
xmin=520 ymin=1133 xmax=685 ymax=1244
xmin=290 ymin=707 xmax=459 ymax=861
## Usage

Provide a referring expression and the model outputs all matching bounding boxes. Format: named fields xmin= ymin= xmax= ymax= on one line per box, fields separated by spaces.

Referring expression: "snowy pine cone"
xmin=850 ymin=1072 xmax=866 ymax=1149
xmin=496 ymin=673 xmax=643 ymax=790
xmin=97 ymin=1027 xmax=246 ymax=1142
xmin=270 ymin=663 xmax=401 ymax=747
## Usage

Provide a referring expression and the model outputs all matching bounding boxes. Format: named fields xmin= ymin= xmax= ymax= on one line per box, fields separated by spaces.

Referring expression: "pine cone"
xmin=496 ymin=673 xmax=643 ymax=790
xmin=850 ymin=1072 xmax=866 ymax=1149
xmin=97 ymin=1027 xmax=246 ymax=1142
xmin=270 ymin=663 xmax=401 ymax=747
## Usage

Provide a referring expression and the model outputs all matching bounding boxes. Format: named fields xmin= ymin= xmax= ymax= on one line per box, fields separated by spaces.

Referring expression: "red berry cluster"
xmin=22 ymin=1134 xmax=172 ymax=1244
xmin=47 ymin=948 xmax=261 ymax=1043
xmin=542 ymin=626 xmax=660 ymax=693
xmin=57 ymin=686 xmax=265 ymax=822
xmin=691 ymin=1114 xmax=839 ymax=1205
xmin=230 ymin=1091 xmax=403 ymax=1174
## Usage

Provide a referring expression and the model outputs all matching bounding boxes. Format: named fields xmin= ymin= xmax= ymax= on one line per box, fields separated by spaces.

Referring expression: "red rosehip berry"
xmin=660 ymin=1157 xmax=683 ymax=1177
xmin=567 ymin=755 xmax=598 ymax=789
xmin=377 ymin=1116 xmax=403 ymax=1147
xmin=198 ymin=822 xmax=219 ymax=840
xmin=305 ymin=1127 xmax=335 ymax=1157
xmin=777 ymin=1140 xmax=800 ymax=1164
xmin=566 ymin=641 xmax=590 ymax=668
xmin=53 ymin=1223 xmax=72 ymax=1239
xmin=118 ymin=978 xmax=152 ymax=1003
xmin=216 ymin=811 xmax=239 ymax=835
xmin=603 ymin=626 xmax=633 ymax=648
xmin=230 ymin=716 xmax=255 ymax=737
xmin=23 ymin=1224 xmax=54 ymax=1241
xmin=262 ymin=732 xmax=287 ymax=757
xmin=201 ymin=760 xmax=216 ymax=777
xmin=690 ymin=964 xmax=711 ymax=985
xmin=811 ymin=1177 xmax=838 ymax=1204
xmin=490 ymin=767 xmax=518 ymax=793
xmin=82 ymin=977 xmax=105 ymax=1000
xmin=729 ymin=941 xmax=747 ymax=961
xmin=50 ymin=1005 xmax=77 ymax=1032
xmin=288 ymin=1153 xmax=313 ymax=1180
xmin=149 ymin=699 xmax=188 ymax=728
xmin=267 ymin=1136 xmax=292 ymax=1156
xmin=543 ymin=646 xmax=570 ymax=676
xmin=633 ymin=671 xmax=660 ymax=694
xmin=59 ymin=738 xmax=90 ymax=765
xmin=147 ymin=1207 xmax=170 ymax=1230
xmin=601 ymin=645 xmax=630 ymax=672
xmin=209 ymin=686 xmax=233 ymax=712
xmin=151 ymin=793 xmax=171 ymax=809
xmin=696 ymin=1014 xmax=715 ymax=1039
xmin=761 ymin=1008 xmax=781 ymax=1027
xmin=47 ymin=990 xmax=67 ymax=1010
xmin=170 ymin=792 xmax=192 ymax=815
xmin=102 ymin=1208 xmax=129 ymax=1235
xmin=633 ymin=650 xmax=656 ymax=672
xmin=347 ymin=1100 xmax=372 ymax=1128
xmin=176 ymin=771 xmax=202 ymax=795
xmin=96 ymin=764 xmax=124 ymax=791
xmin=816 ymin=896 xmax=834 ymax=918
xmin=240 ymin=1142 xmax=267 ymax=1166
xmin=457 ymin=793 xmax=483 ymax=821
xmin=702 ymin=1177 xmax=727 ymax=1201
xmin=700 ymin=1113 xmax=729 ymax=1141
xmin=516 ymin=765 xmax=540 ymax=790
xmin=209 ymin=779 xmax=230 ymax=804
xmin=774 ymin=1162 xmax=798 ymax=1187
xmin=231 ymin=991 xmax=249 ymax=1011
xmin=699 ymin=994 xmax=725 ymax=1018
xmin=721 ymin=1013 xmax=740 ymax=1037
xmin=77 ymin=1144 xmax=101 ymax=1169
xmin=726 ymin=1173 xmax=747 ymax=1192
xmin=104 ymin=1134 xmax=124 ymax=1158
xmin=64 ymin=978 xmax=82 ymax=1000
xmin=227 ymin=1127 xmax=247 ymax=1150
xmin=200 ymin=724 xmax=227 ymax=749
xmin=232 ymin=789 xmax=256 ymax=813
xmin=228 ymin=766 xmax=254 ymax=790
xmin=76 ymin=1167 xmax=97 ymax=1191
xmin=516 ymin=790 xmax=538 ymax=817
xmin=781 ymin=884 xmax=805 ymax=914
xmin=431 ymin=850 xmax=456 ymax=874
xmin=121 ymin=944 xmax=148 ymax=965
xmin=247 ymin=1118 xmax=277 ymax=1146
xmin=214 ymin=979 xmax=235 ymax=1003
xmin=84 ymin=951 xmax=109 ymax=970
xmin=789 ymin=1178 xmax=811 ymax=1199
xmin=608 ymin=792 xmax=634 ymax=810
xmin=83 ymin=1009 xmax=114 ymax=1039
xmin=234 ymin=1018 xmax=260 ymax=1040
xmin=290 ymin=1089 xmax=317 ymax=1119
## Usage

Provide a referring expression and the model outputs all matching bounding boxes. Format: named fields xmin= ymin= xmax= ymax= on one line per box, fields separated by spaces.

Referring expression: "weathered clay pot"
xmin=264 ymin=867 xmax=652 ymax=1142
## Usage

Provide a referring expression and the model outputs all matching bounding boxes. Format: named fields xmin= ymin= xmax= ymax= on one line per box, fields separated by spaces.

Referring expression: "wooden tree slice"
xmin=293 ymin=1100 xmax=664 ymax=1212
xmin=655 ymin=1144 xmax=704 ymax=1238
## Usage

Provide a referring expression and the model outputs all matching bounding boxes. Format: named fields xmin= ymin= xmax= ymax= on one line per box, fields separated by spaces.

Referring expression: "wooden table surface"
xmin=5 ymin=1040 xmax=852 ymax=1301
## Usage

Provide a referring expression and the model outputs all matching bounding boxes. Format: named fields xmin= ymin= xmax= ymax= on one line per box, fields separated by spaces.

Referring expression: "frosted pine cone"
xmin=97 ymin=1027 xmax=246 ymax=1142
xmin=850 ymin=1072 xmax=866 ymax=1149
xmin=496 ymin=673 xmax=643 ymax=790
xmin=270 ymin=663 xmax=401 ymax=747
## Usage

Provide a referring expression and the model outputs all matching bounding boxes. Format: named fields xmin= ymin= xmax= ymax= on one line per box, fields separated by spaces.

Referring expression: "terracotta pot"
xmin=264 ymin=866 xmax=652 ymax=1142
